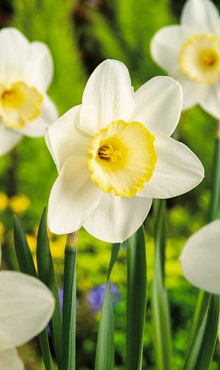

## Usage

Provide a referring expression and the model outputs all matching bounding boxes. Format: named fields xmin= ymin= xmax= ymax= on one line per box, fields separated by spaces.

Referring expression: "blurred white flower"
xmin=46 ymin=59 xmax=204 ymax=243
xmin=0 ymin=27 xmax=58 ymax=156
xmin=180 ymin=219 xmax=220 ymax=294
xmin=151 ymin=0 xmax=220 ymax=118
xmin=0 ymin=248 xmax=55 ymax=369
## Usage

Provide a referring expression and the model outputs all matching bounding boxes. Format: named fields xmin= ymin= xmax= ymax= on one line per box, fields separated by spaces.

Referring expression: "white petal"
xmin=21 ymin=94 xmax=58 ymax=138
xmin=0 ymin=28 xmax=30 ymax=85
xmin=24 ymin=41 xmax=54 ymax=92
xmin=0 ymin=271 xmax=54 ymax=349
xmin=171 ymin=69 xmax=207 ymax=111
xmin=200 ymin=81 xmax=220 ymax=119
xmin=181 ymin=0 xmax=219 ymax=33
xmin=83 ymin=193 xmax=152 ymax=243
xmin=0 ymin=123 xmax=22 ymax=156
xmin=180 ymin=220 xmax=220 ymax=294
xmin=151 ymin=26 xmax=192 ymax=72
xmin=0 ymin=348 xmax=24 ymax=370
xmin=138 ymin=132 xmax=204 ymax=198
xmin=80 ymin=60 xmax=135 ymax=132
xmin=46 ymin=106 xmax=91 ymax=172
xmin=130 ymin=76 xmax=182 ymax=136
xmin=76 ymin=103 xmax=104 ymax=137
xmin=48 ymin=156 xmax=102 ymax=234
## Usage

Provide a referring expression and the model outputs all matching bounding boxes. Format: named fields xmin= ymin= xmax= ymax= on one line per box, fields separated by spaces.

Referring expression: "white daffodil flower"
xmin=0 ymin=248 xmax=55 ymax=369
xmin=180 ymin=219 xmax=220 ymax=294
xmin=46 ymin=59 xmax=204 ymax=243
xmin=151 ymin=0 xmax=220 ymax=118
xmin=0 ymin=27 xmax=58 ymax=156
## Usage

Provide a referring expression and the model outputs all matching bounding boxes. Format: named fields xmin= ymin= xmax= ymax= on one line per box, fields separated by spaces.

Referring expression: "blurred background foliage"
xmin=0 ymin=0 xmax=220 ymax=368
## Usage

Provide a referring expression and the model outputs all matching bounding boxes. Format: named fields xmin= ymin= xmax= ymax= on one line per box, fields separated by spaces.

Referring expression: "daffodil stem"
xmin=62 ymin=231 xmax=78 ymax=370
xmin=208 ymin=121 xmax=220 ymax=222
xmin=185 ymin=121 xmax=220 ymax=367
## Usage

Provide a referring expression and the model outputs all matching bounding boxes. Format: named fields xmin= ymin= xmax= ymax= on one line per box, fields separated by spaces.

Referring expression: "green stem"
xmin=208 ymin=121 xmax=220 ymax=222
xmin=62 ymin=231 xmax=78 ymax=370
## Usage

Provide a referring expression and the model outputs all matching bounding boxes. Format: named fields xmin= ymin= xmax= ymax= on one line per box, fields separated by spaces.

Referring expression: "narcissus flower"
xmin=151 ymin=0 xmax=220 ymax=118
xmin=46 ymin=59 xmax=204 ymax=243
xmin=0 ymin=27 xmax=58 ymax=156
xmin=180 ymin=219 xmax=220 ymax=294
xmin=0 ymin=249 xmax=54 ymax=369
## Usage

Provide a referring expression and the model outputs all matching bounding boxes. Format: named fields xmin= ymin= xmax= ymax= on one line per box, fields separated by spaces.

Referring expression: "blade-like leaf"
xmin=152 ymin=199 xmax=172 ymax=370
xmin=14 ymin=215 xmax=55 ymax=369
xmin=95 ymin=243 xmax=120 ymax=370
xmin=14 ymin=216 xmax=37 ymax=277
xmin=183 ymin=295 xmax=219 ymax=370
xmin=125 ymin=226 xmax=147 ymax=370
xmin=184 ymin=131 xmax=220 ymax=369
xmin=62 ymin=233 xmax=78 ymax=370
xmin=95 ymin=280 xmax=114 ymax=370
xmin=37 ymin=208 xmax=62 ymax=368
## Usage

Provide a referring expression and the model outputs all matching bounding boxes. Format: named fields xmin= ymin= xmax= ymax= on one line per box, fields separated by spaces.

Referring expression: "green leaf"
xmin=36 ymin=208 xmax=62 ymax=368
xmin=184 ymin=132 xmax=220 ymax=369
xmin=95 ymin=243 xmax=120 ymax=370
xmin=62 ymin=235 xmax=77 ymax=370
xmin=125 ymin=226 xmax=147 ymax=370
xmin=14 ymin=216 xmax=37 ymax=277
xmin=183 ymin=295 xmax=219 ymax=370
xmin=152 ymin=199 xmax=172 ymax=370
xmin=14 ymin=216 xmax=55 ymax=369
xmin=38 ymin=330 xmax=56 ymax=370
xmin=95 ymin=280 xmax=115 ymax=370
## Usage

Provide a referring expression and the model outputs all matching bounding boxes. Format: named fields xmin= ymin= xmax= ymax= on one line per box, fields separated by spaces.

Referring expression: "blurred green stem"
xmin=7 ymin=147 xmax=18 ymax=196
xmin=62 ymin=231 xmax=78 ymax=370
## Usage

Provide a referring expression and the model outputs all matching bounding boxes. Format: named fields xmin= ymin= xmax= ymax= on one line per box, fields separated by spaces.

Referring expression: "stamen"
xmin=98 ymin=144 xmax=122 ymax=163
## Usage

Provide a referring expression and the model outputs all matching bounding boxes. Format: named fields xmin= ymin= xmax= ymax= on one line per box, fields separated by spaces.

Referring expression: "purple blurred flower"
xmin=87 ymin=283 xmax=121 ymax=311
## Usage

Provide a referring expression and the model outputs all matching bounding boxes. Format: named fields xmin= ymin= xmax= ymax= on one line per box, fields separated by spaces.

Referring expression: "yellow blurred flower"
xmin=50 ymin=239 xmax=65 ymax=259
xmin=9 ymin=194 xmax=30 ymax=213
xmin=0 ymin=192 xmax=9 ymax=211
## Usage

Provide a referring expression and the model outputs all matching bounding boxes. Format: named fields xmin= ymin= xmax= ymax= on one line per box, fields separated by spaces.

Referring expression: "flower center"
xmin=179 ymin=34 xmax=220 ymax=84
xmin=88 ymin=120 xmax=157 ymax=197
xmin=0 ymin=81 xmax=43 ymax=129
xmin=98 ymin=144 xmax=122 ymax=162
